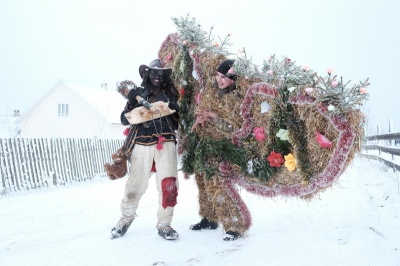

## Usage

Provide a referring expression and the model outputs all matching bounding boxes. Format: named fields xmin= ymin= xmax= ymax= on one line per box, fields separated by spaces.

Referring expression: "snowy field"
xmin=1 ymin=157 xmax=399 ymax=266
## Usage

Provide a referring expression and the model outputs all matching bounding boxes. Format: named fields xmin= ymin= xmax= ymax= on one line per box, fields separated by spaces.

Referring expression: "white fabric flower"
xmin=276 ymin=129 xmax=289 ymax=141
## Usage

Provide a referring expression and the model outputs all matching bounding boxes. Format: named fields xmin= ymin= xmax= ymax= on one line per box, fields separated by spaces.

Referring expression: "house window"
xmin=58 ymin=104 xmax=69 ymax=116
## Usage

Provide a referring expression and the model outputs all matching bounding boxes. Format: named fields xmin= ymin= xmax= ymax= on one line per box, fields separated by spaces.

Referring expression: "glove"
xmin=127 ymin=89 xmax=141 ymax=105
xmin=168 ymin=101 xmax=179 ymax=111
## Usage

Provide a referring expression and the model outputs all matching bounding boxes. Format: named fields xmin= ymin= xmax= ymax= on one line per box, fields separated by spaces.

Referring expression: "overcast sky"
xmin=1 ymin=0 xmax=399 ymax=134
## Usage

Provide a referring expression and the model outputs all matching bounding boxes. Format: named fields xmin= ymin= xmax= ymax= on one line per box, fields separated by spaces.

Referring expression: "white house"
xmin=16 ymin=79 xmax=128 ymax=139
xmin=0 ymin=110 xmax=21 ymax=138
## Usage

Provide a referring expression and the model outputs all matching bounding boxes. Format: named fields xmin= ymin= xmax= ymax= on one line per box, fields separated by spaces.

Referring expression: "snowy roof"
xmin=17 ymin=79 xmax=126 ymax=124
xmin=62 ymin=80 xmax=126 ymax=124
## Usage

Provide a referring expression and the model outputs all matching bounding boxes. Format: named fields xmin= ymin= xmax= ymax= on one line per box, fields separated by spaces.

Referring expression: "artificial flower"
xmin=284 ymin=153 xmax=297 ymax=171
xmin=305 ymin=87 xmax=313 ymax=94
xmin=360 ymin=87 xmax=367 ymax=94
xmin=302 ymin=65 xmax=309 ymax=71
xmin=315 ymin=131 xmax=333 ymax=148
xmin=267 ymin=70 xmax=273 ymax=75
xmin=327 ymin=67 xmax=334 ymax=74
xmin=331 ymin=81 xmax=339 ymax=87
xmin=328 ymin=105 xmax=335 ymax=111
xmin=260 ymin=101 xmax=270 ymax=113
xmin=182 ymin=40 xmax=187 ymax=45
xmin=288 ymin=86 xmax=296 ymax=92
xmin=276 ymin=128 xmax=289 ymax=141
xmin=253 ymin=126 xmax=265 ymax=141
xmin=165 ymin=53 xmax=172 ymax=63
xmin=267 ymin=151 xmax=285 ymax=167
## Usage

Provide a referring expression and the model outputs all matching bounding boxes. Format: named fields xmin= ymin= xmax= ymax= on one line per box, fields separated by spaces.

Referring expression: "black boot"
xmin=189 ymin=218 xmax=218 ymax=231
xmin=110 ymin=219 xmax=133 ymax=239
xmin=223 ymin=231 xmax=240 ymax=241
xmin=158 ymin=225 xmax=179 ymax=240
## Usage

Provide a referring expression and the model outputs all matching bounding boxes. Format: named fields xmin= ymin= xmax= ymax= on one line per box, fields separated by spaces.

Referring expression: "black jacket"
xmin=120 ymin=86 xmax=180 ymax=146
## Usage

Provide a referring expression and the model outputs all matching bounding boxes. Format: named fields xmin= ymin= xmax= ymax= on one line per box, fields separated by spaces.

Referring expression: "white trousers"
xmin=120 ymin=141 xmax=179 ymax=229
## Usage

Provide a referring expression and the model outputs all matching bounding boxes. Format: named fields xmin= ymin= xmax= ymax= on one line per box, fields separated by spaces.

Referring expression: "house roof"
xmin=17 ymin=79 xmax=127 ymax=124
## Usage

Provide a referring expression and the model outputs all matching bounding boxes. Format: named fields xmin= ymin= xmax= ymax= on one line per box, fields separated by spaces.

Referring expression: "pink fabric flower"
xmin=301 ymin=65 xmax=309 ymax=71
xmin=253 ymin=126 xmax=265 ymax=141
xmin=165 ymin=53 xmax=172 ymax=63
xmin=266 ymin=70 xmax=273 ymax=75
xmin=360 ymin=87 xmax=367 ymax=94
xmin=305 ymin=87 xmax=314 ymax=94
xmin=315 ymin=131 xmax=333 ymax=148
xmin=331 ymin=81 xmax=339 ymax=87
xmin=327 ymin=67 xmax=334 ymax=74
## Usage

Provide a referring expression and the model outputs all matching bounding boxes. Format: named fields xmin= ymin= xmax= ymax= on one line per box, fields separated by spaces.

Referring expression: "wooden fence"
xmin=361 ymin=132 xmax=400 ymax=171
xmin=0 ymin=138 xmax=123 ymax=194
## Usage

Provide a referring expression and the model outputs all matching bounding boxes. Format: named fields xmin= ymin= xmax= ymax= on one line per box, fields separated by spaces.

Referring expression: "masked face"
xmin=148 ymin=69 xmax=163 ymax=87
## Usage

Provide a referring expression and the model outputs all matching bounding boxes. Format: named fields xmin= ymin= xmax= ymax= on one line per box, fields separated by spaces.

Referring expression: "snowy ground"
xmin=1 ymin=157 xmax=399 ymax=266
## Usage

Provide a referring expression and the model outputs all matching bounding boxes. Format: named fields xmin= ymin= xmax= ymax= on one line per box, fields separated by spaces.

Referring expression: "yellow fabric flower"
xmin=284 ymin=153 xmax=297 ymax=172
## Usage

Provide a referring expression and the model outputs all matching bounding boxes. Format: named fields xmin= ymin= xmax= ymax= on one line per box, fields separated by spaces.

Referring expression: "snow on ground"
xmin=1 ymin=157 xmax=399 ymax=266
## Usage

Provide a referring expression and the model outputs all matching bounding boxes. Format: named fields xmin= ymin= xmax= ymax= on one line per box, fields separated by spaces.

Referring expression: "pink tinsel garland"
xmin=231 ymin=94 xmax=355 ymax=198
xmin=233 ymin=82 xmax=278 ymax=145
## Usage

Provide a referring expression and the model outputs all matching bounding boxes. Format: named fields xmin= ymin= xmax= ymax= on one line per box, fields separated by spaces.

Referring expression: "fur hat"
xmin=139 ymin=59 xmax=172 ymax=79
xmin=217 ymin=59 xmax=237 ymax=81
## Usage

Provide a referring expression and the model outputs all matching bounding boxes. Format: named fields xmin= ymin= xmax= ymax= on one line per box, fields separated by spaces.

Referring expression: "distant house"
xmin=16 ymin=79 xmax=127 ymax=139
xmin=0 ymin=110 xmax=21 ymax=138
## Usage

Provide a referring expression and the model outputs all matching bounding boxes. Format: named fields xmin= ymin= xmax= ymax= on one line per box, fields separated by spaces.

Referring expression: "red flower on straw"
xmin=267 ymin=151 xmax=285 ymax=167
xmin=180 ymin=88 xmax=185 ymax=97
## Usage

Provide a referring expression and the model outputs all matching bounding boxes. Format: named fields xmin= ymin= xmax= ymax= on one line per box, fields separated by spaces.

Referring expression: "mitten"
xmin=168 ymin=101 xmax=179 ymax=111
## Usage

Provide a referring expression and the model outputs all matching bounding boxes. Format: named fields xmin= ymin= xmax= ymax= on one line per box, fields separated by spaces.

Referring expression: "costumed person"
xmin=158 ymin=17 xmax=369 ymax=244
xmin=190 ymin=59 xmax=248 ymax=241
xmin=110 ymin=59 xmax=181 ymax=240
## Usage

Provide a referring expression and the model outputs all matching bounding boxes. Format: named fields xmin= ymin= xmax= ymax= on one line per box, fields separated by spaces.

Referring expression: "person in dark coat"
xmin=111 ymin=59 xmax=181 ymax=240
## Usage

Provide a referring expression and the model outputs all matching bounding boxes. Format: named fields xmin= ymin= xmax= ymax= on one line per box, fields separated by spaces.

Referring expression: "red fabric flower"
xmin=123 ymin=127 xmax=130 ymax=136
xmin=267 ymin=151 xmax=285 ymax=168
xmin=253 ymin=126 xmax=265 ymax=141
xmin=180 ymin=88 xmax=185 ymax=97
